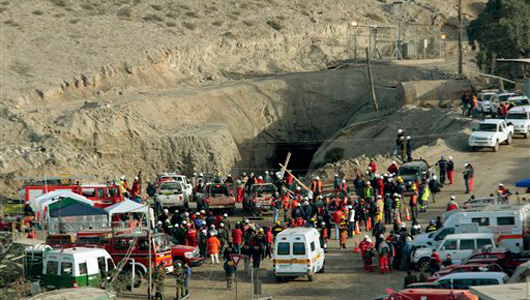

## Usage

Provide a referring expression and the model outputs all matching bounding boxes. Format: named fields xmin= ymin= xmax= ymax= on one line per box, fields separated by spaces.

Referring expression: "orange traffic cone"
xmin=366 ymin=217 xmax=372 ymax=231
xmin=355 ymin=221 xmax=361 ymax=235
xmin=353 ymin=239 xmax=360 ymax=253
xmin=405 ymin=207 xmax=411 ymax=221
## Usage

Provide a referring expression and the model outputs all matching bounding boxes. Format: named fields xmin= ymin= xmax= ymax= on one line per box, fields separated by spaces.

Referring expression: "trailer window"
xmin=497 ymin=217 xmax=515 ymax=226
xmin=277 ymin=242 xmax=290 ymax=255
xmin=293 ymin=243 xmax=306 ymax=255
xmin=477 ymin=239 xmax=493 ymax=249
xmin=46 ymin=261 xmax=59 ymax=275
xmin=442 ymin=239 xmax=457 ymax=250
xmin=472 ymin=217 xmax=490 ymax=226
xmin=460 ymin=239 xmax=475 ymax=250
xmin=61 ymin=262 xmax=73 ymax=276
xmin=78 ymin=262 xmax=87 ymax=275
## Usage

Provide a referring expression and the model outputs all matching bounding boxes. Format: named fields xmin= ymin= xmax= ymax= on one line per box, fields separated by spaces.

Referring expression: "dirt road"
xmin=119 ymin=136 xmax=529 ymax=300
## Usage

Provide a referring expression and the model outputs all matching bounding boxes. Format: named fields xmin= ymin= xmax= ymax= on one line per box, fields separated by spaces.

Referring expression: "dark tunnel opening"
xmin=270 ymin=142 xmax=322 ymax=177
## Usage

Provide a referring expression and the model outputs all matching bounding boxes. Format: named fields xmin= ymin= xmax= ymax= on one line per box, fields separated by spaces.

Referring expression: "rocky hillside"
xmin=0 ymin=0 xmax=486 ymax=197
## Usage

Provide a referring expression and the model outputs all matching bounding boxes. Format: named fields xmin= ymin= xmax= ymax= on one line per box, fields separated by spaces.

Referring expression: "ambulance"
xmin=273 ymin=228 xmax=325 ymax=282
xmin=414 ymin=204 xmax=530 ymax=253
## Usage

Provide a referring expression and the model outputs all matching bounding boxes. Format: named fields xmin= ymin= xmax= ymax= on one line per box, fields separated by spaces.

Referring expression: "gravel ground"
xmin=118 ymin=135 xmax=529 ymax=300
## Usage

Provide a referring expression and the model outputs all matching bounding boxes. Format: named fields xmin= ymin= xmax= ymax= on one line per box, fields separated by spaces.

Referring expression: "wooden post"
xmin=278 ymin=163 xmax=311 ymax=192
xmin=366 ymin=48 xmax=379 ymax=112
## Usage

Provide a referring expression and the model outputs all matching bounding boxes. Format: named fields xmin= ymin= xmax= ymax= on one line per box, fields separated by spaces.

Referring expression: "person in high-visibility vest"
xmin=420 ymin=184 xmax=430 ymax=212
xmin=311 ymin=176 xmax=322 ymax=197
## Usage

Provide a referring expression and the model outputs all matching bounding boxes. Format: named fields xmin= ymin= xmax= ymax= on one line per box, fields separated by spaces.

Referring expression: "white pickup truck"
xmin=469 ymin=119 xmax=514 ymax=152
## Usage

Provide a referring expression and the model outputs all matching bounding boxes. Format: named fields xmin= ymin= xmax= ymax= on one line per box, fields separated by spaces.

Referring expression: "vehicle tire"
xmin=307 ymin=273 xmax=314 ymax=282
xmin=124 ymin=268 xmax=143 ymax=288
xmin=275 ymin=276 xmax=284 ymax=282
xmin=506 ymin=134 xmax=512 ymax=145
xmin=417 ymin=258 xmax=430 ymax=272
xmin=471 ymin=146 xmax=478 ymax=152
xmin=524 ymin=131 xmax=529 ymax=139
xmin=493 ymin=141 xmax=499 ymax=152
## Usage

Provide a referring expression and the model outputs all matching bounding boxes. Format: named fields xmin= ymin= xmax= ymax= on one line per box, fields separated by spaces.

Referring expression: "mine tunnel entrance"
xmin=270 ymin=142 xmax=321 ymax=177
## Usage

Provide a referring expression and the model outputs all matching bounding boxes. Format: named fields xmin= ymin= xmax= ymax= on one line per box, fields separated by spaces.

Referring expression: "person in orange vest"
xmin=311 ymin=176 xmax=322 ymax=197
xmin=207 ymin=233 xmax=221 ymax=264
xmin=471 ymin=94 xmax=478 ymax=117
xmin=185 ymin=226 xmax=197 ymax=247
xmin=286 ymin=172 xmax=294 ymax=190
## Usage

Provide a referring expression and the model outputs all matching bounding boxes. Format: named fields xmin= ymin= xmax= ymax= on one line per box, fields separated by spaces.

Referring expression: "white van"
xmin=435 ymin=272 xmax=508 ymax=289
xmin=412 ymin=233 xmax=497 ymax=270
xmin=415 ymin=204 xmax=530 ymax=253
xmin=507 ymin=105 xmax=530 ymax=138
xmin=273 ymin=228 xmax=325 ymax=281
xmin=43 ymin=247 xmax=115 ymax=289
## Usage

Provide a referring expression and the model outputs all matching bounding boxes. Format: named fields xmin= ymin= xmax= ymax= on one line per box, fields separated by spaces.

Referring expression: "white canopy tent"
xmin=31 ymin=191 xmax=93 ymax=221
xmin=104 ymin=199 xmax=154 ymax=228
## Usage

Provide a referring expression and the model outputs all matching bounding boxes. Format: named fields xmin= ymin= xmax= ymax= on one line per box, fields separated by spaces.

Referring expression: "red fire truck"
xmin=21 ymin=177 xmax=124 ymax=208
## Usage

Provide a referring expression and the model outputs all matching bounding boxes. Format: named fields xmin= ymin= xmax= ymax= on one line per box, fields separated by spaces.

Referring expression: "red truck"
xmin=46 ymin=231 xmax=203 ymax=286
xmin=196 ymin=183 xmax=236 ymax=214
xmin=384 ymin=289 xmax=478 ymax=300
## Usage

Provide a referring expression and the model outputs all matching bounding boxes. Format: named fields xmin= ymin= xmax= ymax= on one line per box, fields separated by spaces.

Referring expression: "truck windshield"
xmin=507 ymin=113 xmax=528 ymax=120
xmin=398 ymin=167 xmax=419 ymax=176
xmin=477 ymin=124 xmax=497 ymax=132
xmin=480 ymin=94 xmax=494 ymax=101
xmin=160 ymin=182 xmax=181 ymax=191
xmin=499 ymin=94 xmax=514 ymax=102
xmin=154 ymin=236 xmax=172 ymax=253
xmin=211 ymin=185 xmax=230 ymax=196
xmin=252 ymin=185 xmax=276 ymax=194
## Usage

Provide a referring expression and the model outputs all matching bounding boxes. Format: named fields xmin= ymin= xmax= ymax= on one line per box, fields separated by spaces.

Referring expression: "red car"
xmin=171 ymin=244 xmax=204 ymax=267
xmin=385 ymin=289 xmax=478 ymax=300
xmin=462 ymin=251 xmax=530 ymax=275
xmin=428 ymin=263 xmax=503 ymax=282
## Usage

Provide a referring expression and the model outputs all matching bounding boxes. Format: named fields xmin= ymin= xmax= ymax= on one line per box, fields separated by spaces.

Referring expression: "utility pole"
xmin=365 ymin=48 xmax=379 ymax=112
xmin=458 ymin=0 xmax=464 ymax=78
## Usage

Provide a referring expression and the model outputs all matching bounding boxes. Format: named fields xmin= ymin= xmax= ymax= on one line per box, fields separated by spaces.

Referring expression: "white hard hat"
xmin=433 ymin=175 xmax=437 ymax=180
xmin=200 ymin=210 xmax=205 ymax=214
xmin=315 ymin=176 xmax=320 ymax=180
xmin=157 ymin=221 xmax=162 ymax=225
xmin=406 ymin=136 xmax=411 ymax=140
xmin=377 ymin=195 xmax=382 ymax=199
xmin=258 ymin=176 xmax=263 ymax=180
xmin=210 ymin=232 xmax=214 ymax=236
xmin=184 ymin=212 xmax=189 ymax=217
xmin=163 ymin=209 xmax=169 ymax=214
xmin=392 ymin=161 xmax=396 ymax=164
xmin=364 ymin=235 xmax=369 ymax=240
xmin=135 ymin=176 xmax=139 ymax=180
xmin=223 ymin=213 xmax=228 ymax=217
xmin=451 ymin=195 xmax=456 ymax=200
xmin=296 ymin=203 xmax=301 ymax=207
xmin=303 ymin=197 xmax=309 ymax=201
xmin=296 ymin=186 xmax=301 ymax=191
xmin=199 ymin=172 xmax=204 ymax=176
xmin=366 ymin=238 xmax=372 ymax=243
xmin=335 ymin=174 xmax=339 ymax=177
xmin=193 ymin=172 xmax=197 ymax=176
xmin=219 ymin=222 xmax=224 ymax=227
xmin=182 ymin=220 xmax=187 ymax=225
xmin=499 ymin=183 xmax=504 ymax=186
xmin=227 ymin=174 xmax=232 ymax=177
xmin=242 ymin=172 xmax=247 ymax=176
xmin=265 ymin=171 xmax=269 ymax=174
xmin=121 ymin=175 xmax=125 ymax=180
xmin=366 ymin=181 xmax=371 ymax=185
xmin=210 ymin=224 xmax=215 ymax=228
xmin=237 ymin=180 xmax=241 ymax=184
xmin=250 ymin=172 xmax=255 ymax=177
xmin=464 ymin=163 xmax=469 ymax=167
xmin=448 ymin=156 xmax=453 ymax=160
xmin=342 ymin=179 xmax=346 ymax=183
xmin=195 ymin=212 xmax=200 ymax=215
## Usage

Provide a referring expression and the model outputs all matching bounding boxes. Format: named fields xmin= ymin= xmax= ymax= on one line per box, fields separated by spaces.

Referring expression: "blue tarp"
xmin=515 ymin=179 xmax=530 ymax=188
xmin=49 ymin=202 xmax=107 ymax=218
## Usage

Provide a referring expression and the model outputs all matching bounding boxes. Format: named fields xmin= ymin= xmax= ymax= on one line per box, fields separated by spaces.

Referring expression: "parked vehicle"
xmin=243 ymin=183 xmax=278 ymax=216
xmin=384 ymin=288 xmax=478 ymax=300
xmin=504 ymin=95 xmax=530 ymax=108
xmin=170 ymin=243 xmax=204 ymax=267
xmin=22 ymin=179 xmax=124 ymax=208
xmin=462 ymin=196 xmax=506 ymax=210
xmin=477 ymin=91 xmax=498 ymax=115
xmin=412 ymin=233 xmax=497 ymax=270
xmin=441 ymin=204 xmax=530 ymax=253
xmin=435 ymin=272 xmax=508 ymax=289
xmin=428 ymin=263 xmax=504 ymax=282
xmin=469 ymin=119 xmax=514 ymax=152
xmin=150 ymin=181 xmax=189 ymax=212
xmin=196 ymin=183 xmax=236 ymax=214
xmin=506 ymin=105 xmax=530 ymax=138
xmin=273 ymin=228 xmax=325 ymax=282
xmin=413 ymin=223 xmax=479 ymax=248
xmin=396 ymin=159 xmax=433 ymax=183
xmin=155 ymin=173 xmax=193 ymax=199
xmin=42 ymin=247 xmax=115 ymax=290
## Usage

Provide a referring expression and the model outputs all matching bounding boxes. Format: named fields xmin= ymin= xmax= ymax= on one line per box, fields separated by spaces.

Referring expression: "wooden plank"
xmin=278 ymin=163 xmax=311 ymax=192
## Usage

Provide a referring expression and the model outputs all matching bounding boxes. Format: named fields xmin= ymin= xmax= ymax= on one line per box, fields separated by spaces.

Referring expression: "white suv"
xmin=469 ymin=119 xmax=514 ymax=152
xmin=507 ymin=105 xmax=530 ymax=138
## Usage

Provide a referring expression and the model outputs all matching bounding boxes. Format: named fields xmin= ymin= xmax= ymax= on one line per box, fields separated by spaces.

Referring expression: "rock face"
xmin=0 ymin=0 xmax=486 ymax=196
